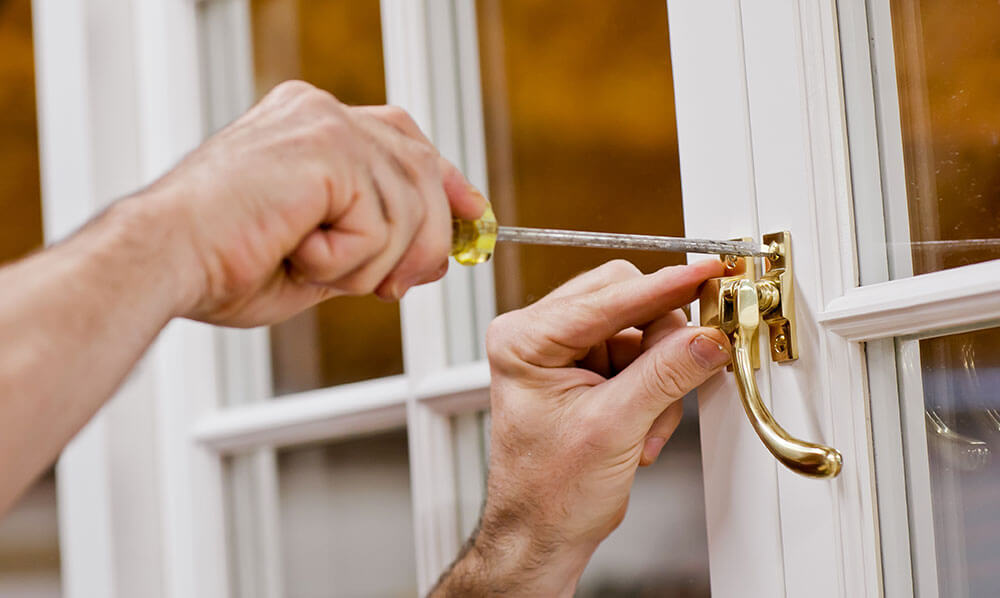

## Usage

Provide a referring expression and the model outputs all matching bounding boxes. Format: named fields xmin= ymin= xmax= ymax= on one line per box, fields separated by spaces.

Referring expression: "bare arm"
xmin=0 ymin=199 xmax=195 ymax=513
xmin=0 ymin=80 xmax=486 ymax=512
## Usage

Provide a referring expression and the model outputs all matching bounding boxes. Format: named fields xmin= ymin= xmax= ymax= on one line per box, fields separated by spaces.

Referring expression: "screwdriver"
xmin=451 ymin=206 xmax=774 ymax=266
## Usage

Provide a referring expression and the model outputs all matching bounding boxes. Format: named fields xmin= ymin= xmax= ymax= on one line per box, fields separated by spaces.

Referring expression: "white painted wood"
xmin=414 ymin=360 xmax=490 ymax=405
xmin=667 ymin=2 xmax=787 ymax=596
xmin=819 ymin=260 xmax=1000 ymax=342
xmin=131 ymin=1 xmax=231 ymax=596
xmin=863 ymin=338 xmax=916 ymax=597
xmin=194 ymin=376 xmax=410 ymax=451
xmin=836 ymin=0 xmax=890 ymax=287
xmin=193 ymin=362 xmax=491 ymax=453
xmin=895 ymin=340 xmax=940 ymax=598
xmin=740 ymin=1 xmax=884 ymax=596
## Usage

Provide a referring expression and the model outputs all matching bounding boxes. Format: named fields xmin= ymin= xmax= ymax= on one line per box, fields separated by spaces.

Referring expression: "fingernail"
xmin=643 ymin=437 xmax=667 ymax=463
xmin=689 ymin=334 xmax=731 ymax=369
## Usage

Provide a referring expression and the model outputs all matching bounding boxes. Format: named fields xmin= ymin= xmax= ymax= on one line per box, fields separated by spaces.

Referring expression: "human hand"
xmin=434 ymin=260 xmax=731 ymax=597
xmin=128 ymin=80 xmax=486 ymax=327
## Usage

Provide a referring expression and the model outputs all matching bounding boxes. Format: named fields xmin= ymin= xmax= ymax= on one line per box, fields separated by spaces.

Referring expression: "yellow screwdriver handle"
xmin=451 ymin=205 xmax=498 ymax=265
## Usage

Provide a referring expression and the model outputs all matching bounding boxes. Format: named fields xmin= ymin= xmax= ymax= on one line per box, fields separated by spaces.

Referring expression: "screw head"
xmin=773 ymin=333 xmax=788 ymax=355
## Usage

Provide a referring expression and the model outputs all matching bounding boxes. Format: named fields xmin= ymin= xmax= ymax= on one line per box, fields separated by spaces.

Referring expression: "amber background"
xmin=477 ymin=0 xmax=686 ymax=312
xmin=891 ymin=3 xmax=1000 ymax=375
xmin=0 ymin=0 xmax=42 ymax=261
xmin=892 ymin=0 xmax=1000 ymax=274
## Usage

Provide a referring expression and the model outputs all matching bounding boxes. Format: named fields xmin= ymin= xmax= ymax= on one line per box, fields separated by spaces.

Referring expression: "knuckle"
xmin=271 ymin=79 xmax=316 ymax=100
xmin=383 ymin=104 xmax=415 ymax=128
xmin=312 ymin=114 xmax=349 ymax=141
xmin=414 ymin=143 xmax=439 ymax=167
xmin=298 ymin=86 xmax=341 ymax=113
xmin=604 ymin=259 xmax=641 ymax=279
xmin=646 ymin=358 xmax=688 ymax=400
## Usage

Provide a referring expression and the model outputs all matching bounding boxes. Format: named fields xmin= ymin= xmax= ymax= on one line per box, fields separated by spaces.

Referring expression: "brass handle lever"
xmin=701 ymin=232 xmax=842 ymax=479
xmin=731 ymin=279 xmax=842 ymax=479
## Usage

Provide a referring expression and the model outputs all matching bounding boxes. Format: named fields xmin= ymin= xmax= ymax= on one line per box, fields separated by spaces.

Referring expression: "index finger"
xmin=501 ymin=260 xmax=724 ymax=368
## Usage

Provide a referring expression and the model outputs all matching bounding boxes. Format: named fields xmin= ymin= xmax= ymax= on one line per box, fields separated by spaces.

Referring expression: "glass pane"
xmin=277 ymin=430 xmax=416 ymax=597
xmin=477 ymin=0 xmax=686 ymax=312
xmin=0 ymin=2 xmax=60 ymax=595
xmin=911 ymin=326 xmax=1000 ymax=595
xmin=227 ymin=430 xmax=417 ymax=597
xmin=250 ymin=0 xmax=404 ymax=394
xmin=887 ymin=0 xmax=1000 ymax=276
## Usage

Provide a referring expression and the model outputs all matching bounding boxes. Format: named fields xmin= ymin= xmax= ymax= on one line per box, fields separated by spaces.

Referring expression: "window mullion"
xmin=381 ymin=0 xmax=495 ymax=591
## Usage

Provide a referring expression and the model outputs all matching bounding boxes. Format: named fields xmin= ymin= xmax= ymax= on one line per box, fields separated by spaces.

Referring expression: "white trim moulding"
xmin=193 ymin=376 xmax=410 ymax=452
xmin=819 ymin=259 xmax=1000 ymax=341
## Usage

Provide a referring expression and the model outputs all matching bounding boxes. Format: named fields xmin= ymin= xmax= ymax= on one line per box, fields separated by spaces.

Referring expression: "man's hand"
xmin=433 ymin=260 xmax=731 ymax=597
xmin=131 ymin=80 xmax=486 ymax=327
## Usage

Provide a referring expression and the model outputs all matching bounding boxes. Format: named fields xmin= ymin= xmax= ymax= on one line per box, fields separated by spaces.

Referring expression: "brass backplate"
xmin=699 ymin=232 xmax=798 ymax=368
xmin=761 ymin=231 xmax=797 ymax=363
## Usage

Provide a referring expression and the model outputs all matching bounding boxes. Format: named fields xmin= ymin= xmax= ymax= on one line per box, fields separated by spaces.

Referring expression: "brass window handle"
xmin=701 ymin=232 xmax=842 ymax=479
xmin=731 ymin=279 xmax=842 ymax=478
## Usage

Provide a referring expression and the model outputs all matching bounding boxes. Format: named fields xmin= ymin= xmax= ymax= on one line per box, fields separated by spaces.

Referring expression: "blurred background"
xmin=2 ymin=0 xmax=999 ymax=596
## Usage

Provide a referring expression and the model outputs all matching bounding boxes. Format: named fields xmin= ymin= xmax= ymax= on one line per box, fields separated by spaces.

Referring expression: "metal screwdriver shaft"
xmin=451 ymin=208 xmax=773 ymax=266
xmin=496 ymin=226 xmax=770 ymax=257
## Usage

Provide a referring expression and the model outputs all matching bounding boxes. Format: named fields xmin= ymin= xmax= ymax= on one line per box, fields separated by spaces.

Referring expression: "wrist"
xmin=98 ymin=192 xmax=207 ymax=321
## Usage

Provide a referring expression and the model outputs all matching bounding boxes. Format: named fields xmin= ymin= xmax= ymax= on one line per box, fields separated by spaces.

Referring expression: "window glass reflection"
xmin=889 ymin=0 xmax=1000 ymax=275
xmin=476 ymin=0 xmax=687 ymax=312
xmin=918 ymin=326 xmax=1000 ymax=595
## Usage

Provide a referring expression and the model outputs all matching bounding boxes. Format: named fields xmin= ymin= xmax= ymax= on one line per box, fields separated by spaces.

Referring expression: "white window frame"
xmin=685 ymin=1 xmax=1000 ymax=597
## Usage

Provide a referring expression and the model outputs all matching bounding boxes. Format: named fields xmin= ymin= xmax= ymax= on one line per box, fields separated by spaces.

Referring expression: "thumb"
xmin=604 ymin=326 xmax=731 ymax=430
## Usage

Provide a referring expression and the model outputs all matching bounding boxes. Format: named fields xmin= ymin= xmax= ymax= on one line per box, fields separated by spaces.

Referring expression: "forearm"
xmin=429 ymin=518 xmax=593 ymax=597
xmin=0 ymin=194 xmax=197 ymax=512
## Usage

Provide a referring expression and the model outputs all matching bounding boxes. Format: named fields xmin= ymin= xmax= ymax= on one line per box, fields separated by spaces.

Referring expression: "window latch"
xmin=699 ymin=232 xmax=842 ymax=479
